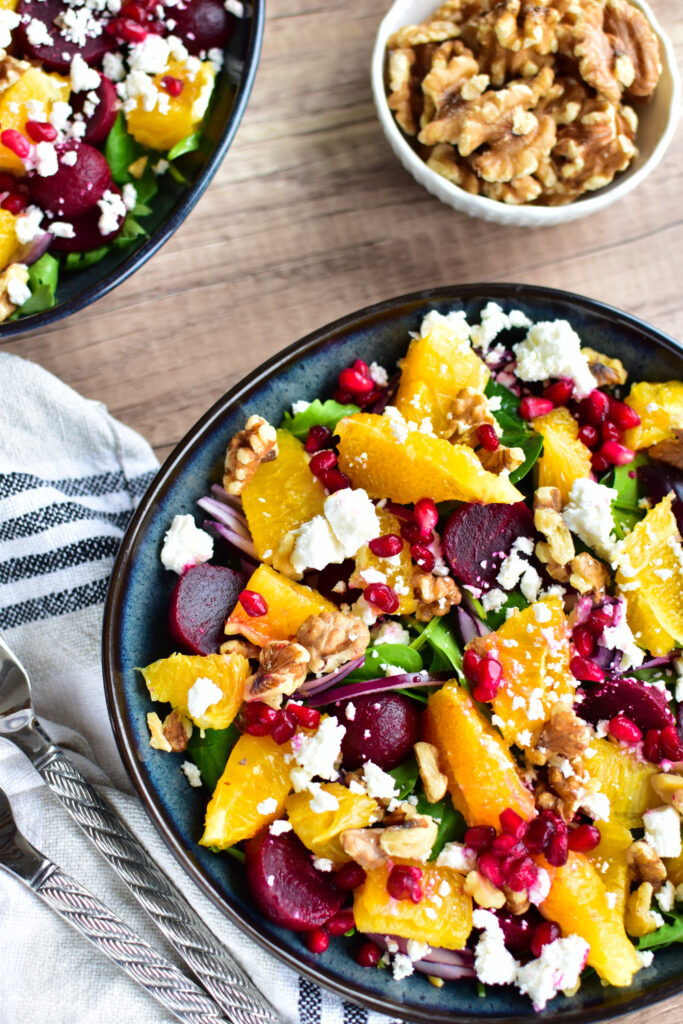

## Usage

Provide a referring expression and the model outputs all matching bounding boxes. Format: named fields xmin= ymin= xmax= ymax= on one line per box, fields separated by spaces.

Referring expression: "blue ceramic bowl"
xmin=0 ymin=1 xmax=264 ymax=339
xmin=103 ymin=283 xmax=683 ymax=1024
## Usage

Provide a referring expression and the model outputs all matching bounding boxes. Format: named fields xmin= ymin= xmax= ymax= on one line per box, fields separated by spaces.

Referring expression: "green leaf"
xmin=484 ymin=379 xmax=543 ymax=483
xmin=416 ymin=792 xmax=465 ymax=859
xmin=186 ymin=723 xmax=239 ymax=792
xmin=419 ymin=617 xmax=464 ymax=680
xmin=64 ymin=247 xmax=109 ymax=271
xmin=105 ymin=113 xmax=145 ymax=184
xmin=387 ymin=755 xmax=420 ymax=798
xmin=601 ymin=454 xmax=648 ymax=538
xmin=484 ymin=590 xmax=528 ymax=631
xmin=280 ymin=399 xmax=360 ymax=441
xmin=225 ymin=846 xmax=246 ymax=864
xmin=167 ymin=131 xmax=202 ymax=160
xmin=17 ymin=253 xmax=60 ymax=314
xmin=638 ymin=912 xmax=683 ymax=950
xmin=344 ymin=644 xmax=423 ymax=682
xmin=132 ymin=168 xmax=159 ymax=208
xmin=114 ymin=212 xmax=148 ymax=247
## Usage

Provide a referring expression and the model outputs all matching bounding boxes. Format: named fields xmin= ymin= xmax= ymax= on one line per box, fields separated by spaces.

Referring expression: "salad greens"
xmin=485 ymin=378 xmax=544 ymax=484
xmin=281 ymin=399 xmax=361 ymax=440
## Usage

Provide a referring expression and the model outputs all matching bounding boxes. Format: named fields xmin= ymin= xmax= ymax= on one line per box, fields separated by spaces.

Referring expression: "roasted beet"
xmin=638 ymin=463 xmax=683 ymax=534
xmin=47 ymin=183 xmax=125 ymax=251
xmin=169 ymin=563 xmax=244 ymax=654
xmin=334 ymin=692 xmax=421 ymax=771
xmin=245 ymin=830 xmax=344 ymax=931
xmin=442 ymin=502 xmax=535 ymax=590
xmin=16 ymin=0 xmax=114 ymax=72
xmin=29 ymin=143 xmax=112 ymax=218
xmin=310 ymin=559 xmax=361 ymax=608
xmin=71 ymin=75 xmax=119 ymax=144
xmin=171 ymin=0 xmax=232 ymax=54
xmin=577 ymin=676 xmax=675 ymax=732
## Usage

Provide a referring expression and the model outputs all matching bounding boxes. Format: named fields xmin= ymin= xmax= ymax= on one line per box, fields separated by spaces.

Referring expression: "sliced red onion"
xmin=210 ymin=483 xmax=245 ymax=512
xmin=383 ymin=501 xmax=413 ymax=522
xmin=297 ymin=656 xmax=365 ymax=696
xmin=204 ymin=519 xmax=257 ymax=561
xmin=368 ymin=934 xmax=476 ymax=980
xmin=306 ymin=671 xmax=451 ymax=708
xmin=639 ymin=656 xmax=674 ymax=671
xmin=17 ymin=231 xmax=53 ymax=266
xmin=198 ymin=495 xmax=250 ymax=537
xmin=459 ymin=597 xmax=491 ymax=638
xmin=369 ymin=370 xmax=399 ymax=415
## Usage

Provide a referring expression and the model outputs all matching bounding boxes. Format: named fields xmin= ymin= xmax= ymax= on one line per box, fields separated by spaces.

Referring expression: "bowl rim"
xmin=0 ymin=0 xmax=265 ymax=341
xmin=370 ymin=0 xmax=682 ymax=227
xmin=103 ymin=282 xmax=683 ymax=1024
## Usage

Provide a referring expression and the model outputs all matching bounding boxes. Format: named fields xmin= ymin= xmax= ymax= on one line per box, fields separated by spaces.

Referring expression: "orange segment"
xmin=532 ymin=406 xmax=592 ymax=503
xmin=336 ymin=413 xmax=522 ymax=505
xmin=0 ymin=67 xmax=70 ymax=174
xmin=126 ymin=58 xmax=215 ymax=151
xmin=615 ymin=494 xmax=683 ymax=655
xmin=623 ymin=381 xmax=683 ymax=449
xmin=0 ymin=209 xmax=21 ymax=269
xmin=200 ymin=733 xmax=292 ymax=848
xmin=665 ymin=851 xmax=683 ymax=887
xmin=478 ymin=597 xmax=574 ymax=751
xmin=539 ymin=851 xmax=640 ymax=987
xmin=353 ymin=861 xmax=472 ymax=949
xmin=351 ymin=507 xmax=416 ymax=615
xmin=583 ymin=738 xmax=658 ymax=828
xmin=423 ymin=683 xmax=536 ymax=828
xmin=242 ymin=429 xmax=326 ymax=562
xmin=224 ymin=563 xmax=335 ymax=646
xmin=285 ymin=783 xmax=379 ymax=865
xmin=140 ymin=652 xmax=248 ymax=730
xmin=585 ymin=820 xmax=633 ymax=917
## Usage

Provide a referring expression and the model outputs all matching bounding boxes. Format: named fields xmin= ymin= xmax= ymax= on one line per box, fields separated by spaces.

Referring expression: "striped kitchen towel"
xmin=0 ymin=352 xmax=397 ymax=1024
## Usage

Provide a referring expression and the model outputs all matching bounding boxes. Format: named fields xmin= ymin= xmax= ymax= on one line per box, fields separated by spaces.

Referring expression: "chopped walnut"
xmin=625 ymin=881 xmax=661 ymax=937
xmin=147 ymin=712 xmax=173 ymax=752
xmin=649 ymin=430 xmax=683 ymax=473
xmin=413 ymin=569 xmax=461 ymax=622
xmin=426 ymin=143 xmax=481 ymax=193
xmin=480 ymin=176 xmax=542 ymax=204
xmin=650 ymin=773 xmax=683 ymax=813
xmin=552 ymin=97 xmax=636 ymax=193
xmin=534 ymin=486 xmax=575 ymax=566
xmin=387 ymin=47 xmax=420 ymax=135
xmin=223 ymin=415 xmax=278 ymax=496
xmin=421 ymin=42 xmax=481 ymax=108
xmin=492 ymin=0 xmax=560 ymax=56
xmin=573 ymin=0 xmax=660 ymax=104
xmin=504 ymin=887 xmax=531 ymax=916
xmin=387 ymin=20 xmax=462 ymax=49
xmin=581 ymin=347 xmax=628 ymax=389
xmin=296 ymin=611 xmax=370 ymax=675
xmin=271 ymin=530 xmax=301 ymax=580
xmin=379 ymin=813 xmax=439 ymax=861
xmin=475 ymin=11 xmax=556 ymax=88
xmin=627 ymin=840 xmax=667 ymax=890
xmin=0 ymin=263 xmax=30 ymax=324
xmin=445 ymin=385 xmax=497 ymax=445
xmin=528 ymin=701 xmax=591 ymax=766
xmin=219 ymin=638 xmax=260 ymax=660
xmin=464 ymin=870 xmax=507 ymax=909
xmin=414 ymin=741 xmax=449 ymax=803
xmin=162 ymin=710 xmax=193 ymax=752
xmin=544 ymin=760 xmax=584 ymax=822
xmin=477 ymin=444 xmax=525 ymax=473
xmin=243 ymin=640 xmax=310 ymax=707
xmin=340 ymin=828 xmax=386 ymax=871
xmin=569 ymin=552 xmax=610 ymax=597
xmin=537 ymin=75 xmax=590 ymax=127
xmin=0 ymin=55 xmax=30 ymax=93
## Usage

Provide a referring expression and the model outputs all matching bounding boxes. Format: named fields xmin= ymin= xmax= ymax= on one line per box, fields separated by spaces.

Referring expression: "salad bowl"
xmin=104 ymin=283 xmax=683 ymax=1023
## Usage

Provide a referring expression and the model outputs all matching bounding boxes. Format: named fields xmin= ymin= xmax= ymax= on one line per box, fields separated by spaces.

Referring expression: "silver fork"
xmin=0 ymin=634 xmax=280 ymax=1024
xmin=0 ymin=783 xmax=229 ymax=1024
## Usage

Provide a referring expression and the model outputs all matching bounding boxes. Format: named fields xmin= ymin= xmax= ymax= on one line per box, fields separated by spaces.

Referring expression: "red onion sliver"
xmin=198 ymin=496 xmax=250 ymax=537
xmin=367 ymin=934 xmax=476 ymax=979
xmin=298 ymin=656 xmax=365 ymax=696
xmin=205 ymin=519 xmax=258 ymax=562
xmin=306 ymin=671 xmax=451 ymax=708
xmin=210 ymin=483 xmax=245 ymax=512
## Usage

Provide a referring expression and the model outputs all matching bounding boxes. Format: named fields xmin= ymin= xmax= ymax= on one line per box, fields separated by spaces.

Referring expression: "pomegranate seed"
xmin=568 ymin=824 xmax=601 ymax=852
xmin=578 ymin=424 xmax=599 ymax=449
xmin=120 ymin=17 xmax=149 ymax=40
xmin=333 ymin=862 xmax=366 ymax=891
xmin=543 ymin=379 xmax=574 ymax=405
xmin=1 ymin=130 xmax=30 ymax=160
xmin=411 ymin=542 xmax=435 ymax=572
xmin=271 ymin=712 xmax=296 ymax=745
xmin=660 ymin=725 xmax=683 ymax=761
xmin=497 ymin=912 xmax=535 ymax=953
xmin=492 ymin=832 xmax=521 ymax=855
xmin=384 ymin=501 xmax=413 ymax=522
xmin=401 ymin=521 xmax=432 ymax=544
xmin=478 ymin=850 xmax=506 ymax=888
xmin=600 ymin=420 xmax=622 ymax=444
xmin=463 ymin=649 xmax=482 ymax=684
xmin=353 ymin=359 xmax=370 ymax=377
xmin=500 ymin=808 xmax=528 ymax=840
xmin=588 ymin=607 xmax=614 ymax=634
xmin=531 ymin=921 xmax=561 ymax=958
xmin=413 ymin=497 xmax=439 ymax=536
xmin=286 ymin=704 xmax=321 ymax=729
xmin=600 ymin=440 xmax=635 ymax=466
xmin=244 ymin=702 xmax=278 ymax=726
xmin=0 ymin=172 xmax=15 ymax=191
xmin=507 ymin=857 xmax=538 ymax=892
xmin=473 ymin=657 xmax=503 ymax=702
xmin=25 ymin=120 xmax=58 ymax=143
xmin=644 ymin=729 xmax=662 ymax=763
xmin=570 ymin=655 xmax=604 ymax=683
xmin=591 ymin=452 xmax=610 ymax=475
xmin=477 ymin=423 xmax=499 ymax=451
xmin=320 ymin=468 xmax=351 ymax=493
xmin=464 ymin=825 xmax=495 ymax=852
xmin=524 ymin=811 xmax=558 ymax=854
xmin=333 ymin=387 xmax=353 ymax=404
xmin=369 ymin=534 xmax=403 ymax=558
xmin=356 ymin=941 xmax=381 ymax=967
xmin=338 ymin=366 xmax=373 ymax=396
xmin=327 ymin=909 xmax=355 ymax=936
xmin=305 ymin=928 xmax=329 ymax=954
xmin=573 ymin=624 xmax=595 ymax=658
xmin=608 ymin=396 xmax=641 ymax=430
xmin=546 ymin=827 xmax=569 ymax=867
xmin=304 ymin=424 xmax=333 ymax=453
xmin=387 ymin=864 xmax=422 ymax=903
xmin=609 ymin=715 xmax=642 ymax=745
xmin=520 ymin=396 xmax=554 ymax=420
xmin=309 ymin=450 xmax=337 ymax=476
xmin=356 ymin=387 xmax=383 ymax=409
xmin=581 ymin=390 xmax=610 ymax=426
xmin=1 ymin=193 xmax=27 ymax=214
xmin=239 ymin=589 xmax=268 ymax=617
xmin=161 ymin=75 xmax=184 ymax=96
xmin=121 ymin=1 xmax=148 ymax=19
xmin=364 ymin=582 xmax=399 ymax=614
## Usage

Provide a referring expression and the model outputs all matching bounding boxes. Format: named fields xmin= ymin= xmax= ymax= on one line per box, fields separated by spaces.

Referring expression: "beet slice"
xmin=245 ymin=830 xmax=344 ymax=931
xmin=71 ymin=75 xmax=119 ymax=145
xmin=171 ymin=0 xmax=232 ymax=54
xmin=169 ymin=563 xmax=244 ymax=654
xmin=16 ymin=0 xmax=115 ymax=73
xmin=442 ymin=502 xmax=535 ymax=590
xmin=48 ymin=183 xmax=125 ymax=252
xmin=577 ymin=677 xmax=675 ymax=732
xmin=29 ymin=143 xmax=112 ymax=218
xmin=332 ymin=692 xmax=421 ymax=771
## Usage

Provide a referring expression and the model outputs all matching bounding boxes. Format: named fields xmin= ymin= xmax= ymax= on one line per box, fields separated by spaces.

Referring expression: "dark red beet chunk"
xmin=16 ymin=0 xmax=115 ymax=72
xmin=71 ymin=75 xmax=119 ymax=145
xmin=638 ymin=464 xmax=683 ymax=535
xmin=442 ymin=502 xmax=535 ymax=589
xmin=334 ymin=692 xmax=421 ymax=771
xmin=171 ymin=0 xmax=232 ymax=54
xmin=29 ymin=143 xmax=112 ymax=218
xmin=577 ymin=677 xmax=675 ymax=733
xmin=47 ymin=183 xmax=125 ymax=251
xmin=169 ymin=563 xmax=244 ymax=654
xmin=245 ymin=830 xmax=344 ymax=931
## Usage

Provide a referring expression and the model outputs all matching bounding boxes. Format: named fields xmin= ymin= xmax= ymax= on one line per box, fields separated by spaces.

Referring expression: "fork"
xmin=0 ymin=634 xmax=280 ymax=1024
xmin=0 ymin=782 xmax=229 ymax=1023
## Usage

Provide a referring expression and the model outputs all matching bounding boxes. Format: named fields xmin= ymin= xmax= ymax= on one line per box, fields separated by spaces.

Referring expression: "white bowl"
xmin=371 ymin=0 xmax=681 ymax=227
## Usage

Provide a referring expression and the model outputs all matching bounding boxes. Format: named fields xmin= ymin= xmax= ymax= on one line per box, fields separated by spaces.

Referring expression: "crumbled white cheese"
xmin=520 ymin=565 xmax=542 ymax=603
xmin=289 ymin=716 xmax=346 ymax=792
xmin=6 ymin=271 xmax=30 ymax=308
xmin=256 ymin=797 xmax=278 ymax=815
xmin=313 ymin=856 xmax=334 ymax=872
xmin=657 ymin=880 xmax=675 ymax=913
xmin=102 ymin=51 xmax=125 ymax=82
xmin=70 ymin=53 xmax=101 ymax=92
xmin=119 ymin=70 xmax=159 ymax=114
xmin=362 ymin=761 xmax=399 ymax=802
xmin=49 ymin=221 xmax=76 ymax=238
xmin=513 ymin=320 xmax=596 ymax=398
xmin=600 ymin=602 xmax=644 ymax=671
xmin=383 ymin=404 xmax=409 ymax=443
xmin=406 ymin=939 xmax=431 ymax=962
xmin=187 ymin=676 xmax=223 ymax=720
xmin=371 ymin=621 xmax=410 ymax=646
xmin=482 ymin=588 xmax=507 ymax=613
xmin=472 ymin=909 xmax=519 ymax=985
xmin=14 ymin=206 xmax=44 ymax=245
xmin=637 ymin=950 xmax=654 ymax=969
xmin=50 ymin=101 xmax=73 ymax=134
xmin=369 ymin=361 xmax=389 ymax=387
xmin=290 ymin=516 xmax=346 ymax=575
xmin=97 ymin=188 xmax=126 ymax=236
xmin=291 ymin=399 xmax=310 ymax=415
xmin=643 ymin=806 xmax=682 ymax=858
xmin=34 ymin=142 xmax=58 ymax=178
xmin=528 ymin=867 xmax=551 ymax=906
xmin=563 ymin=478 xmax=619 ymax=562
xmin=160 ymin=513 xmax=213 ymax=573
xmin=533 ymin=602 xmax=552 ymax=623
xmin=269 ymin=819 xmax=292 ymax=836
xmin=25 ymin=18 xmax=53 ymax=46
xmin=181 ymin=760 xmax=202 ymax=787
xmin=470 ymin=301 xmax=531 ymax=354
xmin=436 ymin=842 xmax=477 ymax=873
xmin=290 ymin=488 xmax=379 ymax=575
xmin=580 ymin=790 xmax=610 ymax=822
xmin=129 ymin=33 xmax=171 ymax=74
xmin=225 ymin=0 xmax=245 ymax=15
xmin=0 ymin=9 xmax=21 ymax=49
xmin=308 ymin=782 xmax=339 ymax=813
xmin=122 ymin=182 xmax=138 ymax=211
xmin=515 ymin=935 xmax=589 ymax=1011
xmin=418 ymin=309 xmax=471 ymax=351
xmin=392 ymin=953 xmax=414 ymax=981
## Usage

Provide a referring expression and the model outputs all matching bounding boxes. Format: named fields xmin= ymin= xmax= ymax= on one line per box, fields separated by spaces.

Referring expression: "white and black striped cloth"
xmin=0 ymin=352 xmax=395 ymax=1024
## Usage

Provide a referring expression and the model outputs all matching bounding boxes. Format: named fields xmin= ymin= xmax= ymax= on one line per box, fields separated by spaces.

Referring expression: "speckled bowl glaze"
xmin=104 ymin=283 xmax=683 ymax=1024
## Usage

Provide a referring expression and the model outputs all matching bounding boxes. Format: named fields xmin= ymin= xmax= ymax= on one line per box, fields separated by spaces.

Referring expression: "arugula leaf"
xmin=638 ymin=912 xmax=683 ymax=950
xmin=17 ymin=253 xmax=59 ymax=314
xmin=65 ymin=247 xmax=109 ymax=271
xmin=168 ymin=131 xmax=203 ymax=160
xmin=388 ymin=755 xmax=420 ymax=798
xmin=485 ymin=379 xmax=543 ymax=483
xmin=280 ymin=399 xmax=360 ymax=441
xmin=105 ymin=114 xmax=145 ymax=184
xmin=187 ymin=723 xmax=239 ymax=791
xmin=416 ymin=792 xmax=465 ymax=858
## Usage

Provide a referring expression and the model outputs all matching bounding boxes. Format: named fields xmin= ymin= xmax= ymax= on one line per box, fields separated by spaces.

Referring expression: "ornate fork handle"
xmin=37 ymin=744 xmax=279 ymax=1024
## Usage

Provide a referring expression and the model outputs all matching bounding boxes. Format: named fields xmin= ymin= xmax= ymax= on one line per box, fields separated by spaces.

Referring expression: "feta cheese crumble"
xmin=181 ymin=761 xmax=202 ymax=787
xmin=160 ymin=514 xmax=213 ymax=573
xmin=269 ymin=819 xmax=292 ymax=836
xmin=290 ymin=488 xmax=379 ymax=575
xmin=562 ymin=478 xmax=619 ymax=562
xmin=513 ymin=320 xmax=597 ymax=398
xmin=643 ymin=806 xmax=682 ymax=858
xmin=256 ymin=797 xmax=278 ymax=815
xmin=472 ymin=909 xmax=519 ymax=985
xmin=186 ymin=676 xmax=223 ymax=720
xmin=289 ymin=716 xmax=345 ymax=792
xmin=515 ymin=935 xmax=589 ymax=1011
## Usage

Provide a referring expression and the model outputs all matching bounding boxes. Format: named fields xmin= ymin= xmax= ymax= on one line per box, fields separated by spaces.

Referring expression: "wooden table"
xmin=3 ymin=1 xmax=682 ymax=1021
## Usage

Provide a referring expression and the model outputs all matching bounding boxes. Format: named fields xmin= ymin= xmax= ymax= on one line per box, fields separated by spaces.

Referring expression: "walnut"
xmin=0 ymin=263 xmax=30 ymax=324
xmin=296 ymin=611 xmax=370 ymax=675
xmin=445 ymin=385 xmax=497 ymax=445
xmin=480 ymin=176 xmax=542 ymax=204
xmin=475 ymin=12 xmax=556 ymax=87
xmin=340 ymin=828 xmax=386 ymax=871
xmin=223 ymin=415 xmax=278 ymax=496
xmin=379 ymin=813 xmax=439 ymax=861
xmin=537 ymin=75 xmax=590 ymax=126
xmin=529 ymin=701 xmax=591 ymax=766
xmin=627 ymin=840 xmax=667 ymax=890
xmin=504 ymin=887 xmax=531 ymax=916
xmin=413 ymin=569 xmax=461 ymax=622
xmin=534 ymin=486 xmax=575 ymax=566
xmin=414 ymin=741 xmax=448 ymax=803
xmin=545 ymin=760 xmax=584 ymax=821
xmin=421 ymin=42 xmax=481 ymax=109
xmin=492 ymin=0 xmax=560 ymax=57
xmin=243 ymin=641 xmax=310 ymax=707
xmin=147 ymin=712 xmax=173 ymax=752
xmin=581 ymin=347 xmax=628 ymax=389
xmin=387 ymin=20 xmax=462 ymax=49
xmin=573 ymin=0 xmax=660 ymax=104
xmin=569 ymin=552 xmax=610 ymax=597
xmin=387 ymin=47 xmax=420 ymax=135
xmin=426 ymin=143 xmax=481 ymax=193
xmin=219 ymin=638 xmax=260 ymax=660
xmin=271 ymin=530 xmax=301 ymax=580
xmin=552 ymin=97 xmax=636 ymax=193
xmin=464 ymin=870 xmax=507 ymax=909
xmin=0 ymin=55 xmax=30 ymax=93
xmin=625 ymin=882 xmax=661 ymax=937
xmin=649 ymin=430 xmax=683 ymax=473
xmin=162 ymin=710 xmax=193 ymax=752
xmin=650 ymin=773 xmax=683 ymax=814
xmin=477 ymin=444 xmax=525 ymax=473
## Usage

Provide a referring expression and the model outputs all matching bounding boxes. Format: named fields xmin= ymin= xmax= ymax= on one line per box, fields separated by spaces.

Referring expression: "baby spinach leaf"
xmin=114 ymin=212 xmax=148 ymax=247
xmin=484 ymin=590 xmax=528 ymax=631
xmin=638 ymin=912 xmax=683 ymax=950
xmin=345 ymin=644 xmax=423 ymax=682
xmin=17 ymin=253 xmax=59 ymax=314
xmin=280 ymin=398 xmax=360 ymax=440
xmin=64 ymin=247 xmax=109 ymax=271
xmin=168 ymin=131 xmax=203 ymax=160
xmin=484 ymin=379 xmax=543 ymax=483
xmin=601 ymin=455 xmax=648 ymax=538
xmin=187 ymin=723 xmax=239 ymax=792
xmin=420 ymin=617 xmax=464 ymax=680
xmin=105 ymin=114 xmax=145 ymax=184
xmin=416 ymin=792 xmax=465 ymax=858
xmin=388 ymin=755 xmax=420 ymax=798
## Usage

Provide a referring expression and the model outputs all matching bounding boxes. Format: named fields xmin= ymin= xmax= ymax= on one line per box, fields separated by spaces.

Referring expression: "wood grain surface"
xmin=3 ymin=2 xmax=683 ymax=1021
